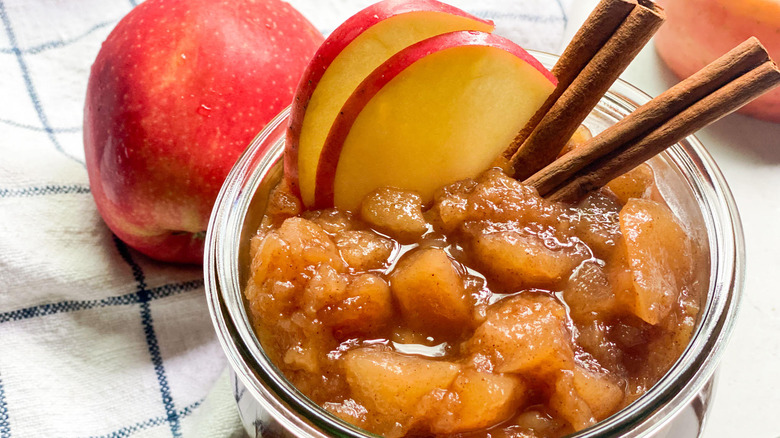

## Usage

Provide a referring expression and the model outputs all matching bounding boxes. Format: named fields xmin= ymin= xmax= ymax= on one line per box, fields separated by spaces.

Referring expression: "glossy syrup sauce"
xmin=244 ymin=163 xmax=705 ymax=438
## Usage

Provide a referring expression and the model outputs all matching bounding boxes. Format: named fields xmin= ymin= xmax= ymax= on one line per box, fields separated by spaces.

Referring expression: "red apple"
xmin=314 ymin=30 xmax=556 ymax=210
xmin=655 ymin=0 xmax=780 ymax=121
xmin=285 ymin=0 xmax=494 ymax=208
xmin=84 ymin=0 xmax=323 ymax=263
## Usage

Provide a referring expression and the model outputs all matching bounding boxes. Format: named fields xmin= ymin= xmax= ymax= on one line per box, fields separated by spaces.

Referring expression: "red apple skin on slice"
xmin=313 ymin=30 xmax=557 ymax=210
xmin=285 ymin=0 xmax=494 ymax=208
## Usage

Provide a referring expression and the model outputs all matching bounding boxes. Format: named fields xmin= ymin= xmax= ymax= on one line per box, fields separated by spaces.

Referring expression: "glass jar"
xmin=204 ymin=52 xmax=744 ymax=438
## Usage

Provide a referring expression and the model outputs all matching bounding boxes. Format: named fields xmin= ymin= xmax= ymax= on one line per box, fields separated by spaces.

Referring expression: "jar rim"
xmin=205 ymin=50 xmax=745 ymax=438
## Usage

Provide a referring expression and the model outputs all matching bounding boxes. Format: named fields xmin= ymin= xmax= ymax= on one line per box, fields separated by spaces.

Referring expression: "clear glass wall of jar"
xmin=205 ymin=52 xmax=744 ymax=438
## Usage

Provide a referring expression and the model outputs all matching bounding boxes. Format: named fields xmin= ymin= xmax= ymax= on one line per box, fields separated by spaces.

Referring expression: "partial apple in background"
xmin=84 ymin=0 xmax=323 ymax=263
xmin=285 ymin=0 xmax=494 ymax=208
xmin=314 ymin=30 xmax=557 ymax=211
xmin=655 ymin=0 xmax=780 ymax=122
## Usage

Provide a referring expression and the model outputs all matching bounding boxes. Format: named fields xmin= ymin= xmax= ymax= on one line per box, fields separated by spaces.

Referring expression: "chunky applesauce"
xmin=244 ymin=154 xmax=705 ymax=437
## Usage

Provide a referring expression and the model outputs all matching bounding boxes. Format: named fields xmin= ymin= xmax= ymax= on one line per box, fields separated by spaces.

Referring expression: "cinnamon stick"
xmin=526 ymin=37 xmax=772 ymax=197
xmin=500 ymin=0 xmax=636 ymax=161
xmin=539 ymin=41 xmax=780 ymax=203
xmin=505 ymin=0 xmax=665 ymax=180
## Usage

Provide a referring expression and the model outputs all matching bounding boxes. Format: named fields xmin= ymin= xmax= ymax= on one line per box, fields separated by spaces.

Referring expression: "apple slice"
xmin=313 ymin=30 xmax=556 ymax=210
xmin=285 ymin=0 xmax=494 ymax=208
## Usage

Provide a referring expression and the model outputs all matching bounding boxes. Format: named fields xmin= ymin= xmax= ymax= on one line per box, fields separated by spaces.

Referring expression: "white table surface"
xmin=614 ymin=40 xmax=780 ymax=438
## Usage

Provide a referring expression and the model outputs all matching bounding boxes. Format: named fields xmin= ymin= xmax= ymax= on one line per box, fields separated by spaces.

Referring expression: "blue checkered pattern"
xmin=0 ymin=0 xmax=235 ymax=434
xmin=0 ymin=0 xmax=571 ymax=436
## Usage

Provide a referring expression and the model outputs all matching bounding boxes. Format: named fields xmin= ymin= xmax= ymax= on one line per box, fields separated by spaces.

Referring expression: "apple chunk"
xmin=343 ymin=348 xmax=461 ymax=419
xmin=619 ymin=198 xmax=693 ymax=325
xmin=286 ymin=0 xmax=494 ymax=208
xmin=314 ymin=30 xmax=556 ymax=210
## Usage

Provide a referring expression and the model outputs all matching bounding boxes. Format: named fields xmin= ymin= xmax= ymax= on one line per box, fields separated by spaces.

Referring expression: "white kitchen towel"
xmin=0 ymin=0 xmax=573 ymax=436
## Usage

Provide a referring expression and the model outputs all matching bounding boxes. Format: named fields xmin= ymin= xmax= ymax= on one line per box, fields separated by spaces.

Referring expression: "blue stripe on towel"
xmin=0 ymin=0 xmax=84 ymax=166
xmin=93 ymin=415 xmax=168 ymax=438
xmin=87 ymin=399 xmax=203 ymax=438
xmin=0 ymin=118 xmax=80 ymax=133
xmin=113 ymin=237 xmax=182 ymax=438
xmin=554 ymin=0 xmax=568 ymax=27
xmin=0 ymin=280 xmax=203 ymax=324
xmin=0 ymin=184 xmax=91 ymax=198
xmin=0 ymin=19 xmax=118 ymax=55
xmin=0 ymin=373 xmax=9 ymax=438
xmin=139 ymin=296 xmax=181 ymax=438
